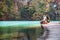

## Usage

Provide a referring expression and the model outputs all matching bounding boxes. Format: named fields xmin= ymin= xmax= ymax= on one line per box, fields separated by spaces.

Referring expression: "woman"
xmin=41 ymin=13 xmax=50 ymax=24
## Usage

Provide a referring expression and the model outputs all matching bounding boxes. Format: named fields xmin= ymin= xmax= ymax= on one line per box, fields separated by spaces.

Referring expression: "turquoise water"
xmin=0 ymin=21 xmax=40 ymax=27
xmin=0 ymin=21 xmax=60 ymax=27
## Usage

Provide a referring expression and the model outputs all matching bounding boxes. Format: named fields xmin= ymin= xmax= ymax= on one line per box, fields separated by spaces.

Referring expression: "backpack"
xmin=47 ymin=15 xmax=50 ymax=23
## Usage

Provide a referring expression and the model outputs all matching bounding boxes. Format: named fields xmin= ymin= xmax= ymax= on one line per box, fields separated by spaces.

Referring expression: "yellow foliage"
xmin=45 ymin=3 xmax=50 ymax=12
xmin=46 ymin=0 xmax=51 ymax=3
xmin=32 ymin=12 xmax=42 ymax=20
xmin=2 ymin=5 xmax=8 ymax=12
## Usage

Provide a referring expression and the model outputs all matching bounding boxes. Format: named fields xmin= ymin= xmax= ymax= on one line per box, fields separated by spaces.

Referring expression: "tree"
xmin=0 ymin=0 xmax=21 ymax=20
xmin=32 ymin=0 xmax=50 ymax=20
xmin=20 ymin=6 xmax=35 ymax=20
xmin=0 ymin=1 xmax=8 ymax=20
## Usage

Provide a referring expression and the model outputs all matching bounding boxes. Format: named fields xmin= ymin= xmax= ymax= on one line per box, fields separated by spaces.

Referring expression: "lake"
xmin=0 ymin=21 xmax=60 ymax=27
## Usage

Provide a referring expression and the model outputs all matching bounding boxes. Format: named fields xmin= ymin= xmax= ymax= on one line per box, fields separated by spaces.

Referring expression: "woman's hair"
xmin=43 ymin=12 xmax=47 ymax=15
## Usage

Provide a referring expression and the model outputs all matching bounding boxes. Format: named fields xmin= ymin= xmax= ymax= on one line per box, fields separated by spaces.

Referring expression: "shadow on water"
xmin=39 ymin=26 xmax=50 ymax=40
xmin=44 ymin=27 xmax=50 ymax=40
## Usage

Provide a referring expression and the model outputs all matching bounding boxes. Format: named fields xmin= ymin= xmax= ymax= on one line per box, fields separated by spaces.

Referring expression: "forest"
xmin=0 ymin=0 xmax=58 ymax=21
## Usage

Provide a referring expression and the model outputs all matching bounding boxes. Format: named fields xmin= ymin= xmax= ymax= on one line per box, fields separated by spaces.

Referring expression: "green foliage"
xmin=0 ymin=2 xmax=7 ymax=15
xmin=35 ymin=1 xmax=46 ymax=14
xmin=0 ymin=0 xmax=21 ymax=20
xmin=31 ymin=0 xmax=47 ymax=20
xmin=20 ymin=6 xmax=35 ymax=20
xmin=5 ymin=0 xmax=14 ymax=7
xmin=0 ymin=0 xmax=56 ymax=20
